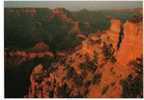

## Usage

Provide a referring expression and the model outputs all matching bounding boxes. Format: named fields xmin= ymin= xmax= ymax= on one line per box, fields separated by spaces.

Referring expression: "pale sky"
xmin=4 ymin=1 xmax=142 ymax=11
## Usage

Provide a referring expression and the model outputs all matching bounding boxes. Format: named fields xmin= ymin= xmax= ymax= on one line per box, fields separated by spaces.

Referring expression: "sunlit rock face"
xmin=116 ymin=20 xmax=142 ymax=65
xmin=81 ymin=40 xmax=94 ymax=58
xmin=110 ymin=19 xmax=121 ymax=34
xmin=109 ymin=19 xmax=121 ymax=49
xmin=25 ymin=16 xmax=143 ymax=98
xmin=101 ymin=19 xmax=121 ymax=50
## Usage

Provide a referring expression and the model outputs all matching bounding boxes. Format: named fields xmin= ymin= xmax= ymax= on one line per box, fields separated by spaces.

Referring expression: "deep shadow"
xmin=4 ymin=59 xmax=40 ymax=98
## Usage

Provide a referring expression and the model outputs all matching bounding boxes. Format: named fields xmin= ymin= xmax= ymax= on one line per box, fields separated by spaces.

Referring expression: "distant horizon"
xmin=4 ymin=1 xmax=142 ymax=11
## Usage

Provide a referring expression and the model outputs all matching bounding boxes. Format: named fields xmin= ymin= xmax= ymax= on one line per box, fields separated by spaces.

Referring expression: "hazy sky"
xmin=4 ymin=1 xmax=142 ymax=11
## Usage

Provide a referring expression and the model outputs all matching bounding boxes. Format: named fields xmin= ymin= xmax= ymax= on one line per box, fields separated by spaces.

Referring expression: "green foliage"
xmin=129 ymin=58 xmax=143 ymax=74
xmin=74 ymin=75 xmax=83 ymax=86
xmin=48 ymin=90 xmax=54 ymax=98
xmin=57 ymin=83 xmax=70 ymax=98
xmin=92 ymin=73 xmax=101 ymax=84
xmin=120 ymin=74 xmax=143 ymax=98
xmin=80 ymin=55 xmax=97 ymax=71
xmin=66 ymin=67 xmax=77 ymax=79
xmin=103 ymin=43 xmax=114 ymax=60
xmin=121 ymin=57 xmax=143 ymax=98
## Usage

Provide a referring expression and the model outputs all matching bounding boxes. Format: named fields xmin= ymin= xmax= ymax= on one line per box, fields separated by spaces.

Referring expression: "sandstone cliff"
xmin=25 ymin=17 xmax=143 ymax=98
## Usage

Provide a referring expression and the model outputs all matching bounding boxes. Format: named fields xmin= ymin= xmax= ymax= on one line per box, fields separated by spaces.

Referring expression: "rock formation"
xmin=22 ymin=15 xmax=143 ymax=97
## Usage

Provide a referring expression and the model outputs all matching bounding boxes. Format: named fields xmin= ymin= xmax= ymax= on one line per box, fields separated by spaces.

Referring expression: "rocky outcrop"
xmin=116 ymin=20 xmax=142 ymax=65
xmin=24 ymin=17 xmax=143 ymax=98
xmin=102 ymin=19 xmax=121 ymax=50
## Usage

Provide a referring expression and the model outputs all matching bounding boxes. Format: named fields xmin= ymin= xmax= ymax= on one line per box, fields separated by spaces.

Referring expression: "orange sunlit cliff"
xmin=24 ymin=16 xmax=143 ymax=98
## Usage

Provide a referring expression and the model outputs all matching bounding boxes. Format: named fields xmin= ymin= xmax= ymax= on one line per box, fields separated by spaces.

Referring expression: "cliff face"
xmin=101 ymin=19 xmax=121 ymax=50
xmin=25 ymin=18 xmax=143 ymax=98
xmin=116 ymin=21 xmax=142 ymax=65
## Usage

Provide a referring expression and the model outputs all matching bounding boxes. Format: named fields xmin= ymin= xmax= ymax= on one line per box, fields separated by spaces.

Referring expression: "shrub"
xmin=121 ymin=57 xmax=143 ymax=97
xmin=80 ymin=54 xmax=97 ymax=71
xmin=129 ymin=58 xmax=143 ymax=74
xmin=120 ymin=74 xmax=143 ymax=98
xmin=74 ymin=75 xmax=83 ymax=86
xmin=57 ymin=83 xmax=70 ymax=97
xmin=92 ymin=73 xmax=101 ymax=84
xmin=103 ymin=43 xmax=114 ymax=60
xmin=66 ymin=67 xmax=77 ymax=79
